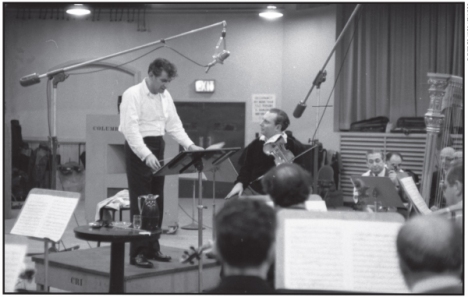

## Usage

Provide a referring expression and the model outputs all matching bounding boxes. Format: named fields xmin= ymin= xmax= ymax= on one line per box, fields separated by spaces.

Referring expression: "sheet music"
xmin=11 ymin=193 xmax=79 ymax=242
xmin=283 ymin=219 xmax=408 ymax=293
xmin=5 ymin=244 xmax=28 ymax=292
xmin=305 ymin=200 xmax=327 ymax=211
xmin=399 ymin=176 xmax=431 ymax=214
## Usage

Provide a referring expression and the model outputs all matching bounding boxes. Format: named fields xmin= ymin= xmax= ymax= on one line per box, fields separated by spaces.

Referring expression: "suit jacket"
xmin=205 ymin=275 xmax=276 ymax=294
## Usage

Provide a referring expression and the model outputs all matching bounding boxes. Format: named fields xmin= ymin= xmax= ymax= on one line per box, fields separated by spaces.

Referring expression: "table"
xmin=74 ymin=225 xmax=160 ymax=293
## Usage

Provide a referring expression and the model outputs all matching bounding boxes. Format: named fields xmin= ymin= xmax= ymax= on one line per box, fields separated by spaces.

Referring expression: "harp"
xmin=420 ymin=73 xmax=463 ymax=208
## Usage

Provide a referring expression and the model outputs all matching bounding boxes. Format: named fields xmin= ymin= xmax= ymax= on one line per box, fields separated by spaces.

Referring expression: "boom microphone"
xmin=20 ymin=73 xmax=41 ymax=87
xmin=293 ymin=102 xmax=307 ymax=118
xmin=205 ymin=50 xmax=230 ymax=73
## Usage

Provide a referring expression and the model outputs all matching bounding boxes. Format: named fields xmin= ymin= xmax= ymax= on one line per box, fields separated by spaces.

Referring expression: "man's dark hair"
xmin=215 ymin=199 xmax=276 ymax=268
xmin=446 ymin=162 xmax=463 ymax=187
xmin=262 ymin=163 xmax=311 ymax=208
xmin=396 ymin=216 xmax=462 ymax=274
xmin=269 ymin=108 xmax=290 ymax=131
xmin=386 ymin=152 xmax=404 ymax=162
xmin=148 ymin=58 xmax=178 ymax=78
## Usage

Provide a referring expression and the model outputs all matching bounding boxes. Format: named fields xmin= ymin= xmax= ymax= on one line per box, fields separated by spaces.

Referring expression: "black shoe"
xmin=147 ymin=250 xmax=171 ymax=262
xmin=130 ymin=254 xmax=154 ymax=268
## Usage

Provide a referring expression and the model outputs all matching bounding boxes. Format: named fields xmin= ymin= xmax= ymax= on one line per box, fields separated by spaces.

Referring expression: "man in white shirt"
xmin=396 ymin=215 xmax=462 ymax=294
xmin=119 ymin=58 xmax=203 ymax=268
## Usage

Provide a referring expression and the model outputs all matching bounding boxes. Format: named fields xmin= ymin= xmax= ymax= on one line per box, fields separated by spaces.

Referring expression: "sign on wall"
xmin=252 ymin=94 xmax=276 ymax=123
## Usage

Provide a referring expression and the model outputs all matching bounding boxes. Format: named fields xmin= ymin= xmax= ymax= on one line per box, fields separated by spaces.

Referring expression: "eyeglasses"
xmin=367 ymin=158 xmax=382 ymax=164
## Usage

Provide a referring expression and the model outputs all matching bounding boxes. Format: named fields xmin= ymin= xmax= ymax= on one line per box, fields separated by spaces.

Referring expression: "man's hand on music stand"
xmin=188 ymin=144 xmax=204 ymax=151
xmin=225 ymin=182 xmax=243 ymax=199
xmin=145 ymin=154 xmax=161 ymax=171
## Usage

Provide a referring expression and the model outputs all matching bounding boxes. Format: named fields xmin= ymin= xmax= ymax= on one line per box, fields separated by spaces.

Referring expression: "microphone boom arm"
xmin=294 ymin=4 xmax=362 ymax=118
xmin=20 ymin=21 xmax=227 ymax=86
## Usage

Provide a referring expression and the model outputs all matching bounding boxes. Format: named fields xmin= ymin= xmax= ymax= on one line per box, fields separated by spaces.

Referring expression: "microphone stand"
xmin=293 ymin=4 xmax=362 ymax=118
xmin=19 ymin=21 xmax=227 ymax=192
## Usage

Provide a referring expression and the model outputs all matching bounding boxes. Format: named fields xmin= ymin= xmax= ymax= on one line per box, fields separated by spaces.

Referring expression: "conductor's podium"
xmin=32 ymin=245 xmax=221 ymax=293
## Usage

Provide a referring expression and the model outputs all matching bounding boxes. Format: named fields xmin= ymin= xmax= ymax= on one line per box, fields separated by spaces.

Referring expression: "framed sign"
xmin=252 ymin=94 xmax=276 ymax=122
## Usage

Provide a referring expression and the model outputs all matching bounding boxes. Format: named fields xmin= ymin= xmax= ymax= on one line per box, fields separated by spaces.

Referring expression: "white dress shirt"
xmin=119 ymin=79 xmax=194 ymax=161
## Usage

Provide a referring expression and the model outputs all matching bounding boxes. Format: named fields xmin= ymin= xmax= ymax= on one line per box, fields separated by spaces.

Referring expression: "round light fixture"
xmin=66 ymin=4 xmax=91 ymax=16
xmin=259 ymin=5 xmax=283 ymax=20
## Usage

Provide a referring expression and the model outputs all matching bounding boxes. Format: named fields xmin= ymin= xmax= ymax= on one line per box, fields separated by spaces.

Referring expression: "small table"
xmin=74 ymin=225 xmax=160 ymax=293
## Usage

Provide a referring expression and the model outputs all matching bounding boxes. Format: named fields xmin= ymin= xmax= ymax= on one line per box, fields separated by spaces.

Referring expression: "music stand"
xmin=350 ymin=176 xmax=405 ymax=209
xmin=203 ymin=158 xmax=238 ymax=239
xmin=154 ymin=147 xmax=240 ymax=293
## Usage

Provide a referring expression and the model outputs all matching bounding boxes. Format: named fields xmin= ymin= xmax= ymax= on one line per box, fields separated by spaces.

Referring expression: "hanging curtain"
xmin=334 ymin=3 xmax=464 ymax=130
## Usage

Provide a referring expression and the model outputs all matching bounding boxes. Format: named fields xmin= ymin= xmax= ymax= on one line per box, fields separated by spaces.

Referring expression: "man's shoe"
xmin=147 ymin=250 xmax=171 ymax=262
xmin=130 ymin=254 xmax=154 ymax=268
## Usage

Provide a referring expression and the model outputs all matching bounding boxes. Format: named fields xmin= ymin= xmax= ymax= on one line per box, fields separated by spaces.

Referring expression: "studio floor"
xmin=5 ymin=197 xmax=227 ymax=292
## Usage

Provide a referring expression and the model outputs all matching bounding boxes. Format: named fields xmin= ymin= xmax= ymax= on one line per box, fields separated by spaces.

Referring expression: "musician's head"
xmin=440 ymin=147 xmax=455 ymax=172
xmin=396 ymin=215 xmax=462 ymax=290
xmin=366 ymin=149 xmax=385 ymax=174
xmin=386 ymin=152 xmax=403 ymax=171
xmin=262 ymin=163 xmax=311 ymax=208
xmin=452 ymin=151 xmax=462 ymax=165
xmin=147 ymin=58 xmax=178 ymax=94
xmin=215 ymin=199 xmax=276 ymax=276
xmin=261 ymin=108 xmax=289 ymax=139
xmin=443 ymin=162 xmax=463 ymax=206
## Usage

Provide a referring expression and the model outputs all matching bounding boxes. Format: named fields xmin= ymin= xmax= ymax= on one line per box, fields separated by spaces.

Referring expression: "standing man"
xmin=225 ymin=108 xmax=305 ymax=198
xmin=119 ymin=58 xmax=203 ymax=268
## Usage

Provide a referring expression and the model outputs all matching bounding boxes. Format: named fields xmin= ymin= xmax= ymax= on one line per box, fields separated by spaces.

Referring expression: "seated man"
xmin=206 ymin=199 xmax=276 ymax=293
xmin=438 ymin=161 xmax=463 ymax=226
xmin=226 ymin=108 xmax=305 ymax=198
xmin=262 ymin=163 xmax=311 ymax=209
xmin=353 ymin=149 xmax=393 ymax=203
xmin=429 ymin=146 xmax=455 ymax=208
xmin=396 ymin=215 xmax=463 ymax=294
xmin=452 ymin=150 xmax=462 ymax=165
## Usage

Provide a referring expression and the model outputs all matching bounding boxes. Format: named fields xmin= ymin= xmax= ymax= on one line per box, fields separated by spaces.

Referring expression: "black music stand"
xmin=351 ymin=176 xmax=405 ymax=209
xmin=154 ymin=147 xmax=240 ymax=293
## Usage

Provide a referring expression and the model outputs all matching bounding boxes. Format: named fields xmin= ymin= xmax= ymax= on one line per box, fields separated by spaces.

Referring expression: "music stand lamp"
xmin=19 ymin=21 xmax=227 ymax=191
xmin=154 ymin=147 xmax=240 ymax=293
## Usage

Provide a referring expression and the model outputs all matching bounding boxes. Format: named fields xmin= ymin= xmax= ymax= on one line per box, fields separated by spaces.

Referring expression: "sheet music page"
xmin=283 ymin=219 xmax=408 ymax=293
xmin=11 ymin=194 xmax=79 ymax=242
xmin=399 ymin=176 xmax=431 ymax=214
xmin=5 ymin=244 xmax=28 ymax=292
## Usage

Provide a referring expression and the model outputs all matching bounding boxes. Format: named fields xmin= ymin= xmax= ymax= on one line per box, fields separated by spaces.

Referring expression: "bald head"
xmin=397 ymin=216 xmax=462 ymax=277
xmin=440 ymin=147 xmax=455 ymax=172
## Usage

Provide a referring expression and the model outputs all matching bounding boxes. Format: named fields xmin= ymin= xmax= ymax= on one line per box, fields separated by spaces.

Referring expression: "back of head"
xmin=215 ymin=199 xmax=276 ymax=268
xmin=396 ymin=215 xmax=462 ymax=275
xmin=262 ymin=163 xmax=311 ymax=208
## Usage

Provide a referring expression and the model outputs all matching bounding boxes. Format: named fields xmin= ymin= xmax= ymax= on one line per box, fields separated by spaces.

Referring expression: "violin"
xmin=263 ymin=136 xmax=294 ymax=165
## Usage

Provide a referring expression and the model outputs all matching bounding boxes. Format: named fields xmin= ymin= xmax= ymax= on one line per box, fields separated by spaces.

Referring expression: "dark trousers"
xmin=125 ymin=137 xmax=165 ymax=258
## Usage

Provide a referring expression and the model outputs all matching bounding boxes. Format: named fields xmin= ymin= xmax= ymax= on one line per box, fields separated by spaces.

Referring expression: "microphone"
xmin=20 ymin=73 xmax=41 ymax=87
xmin=293 ymin=102 xmax=307 ymax=118
xmin=205 ymin=50 xmax=230 ymax=73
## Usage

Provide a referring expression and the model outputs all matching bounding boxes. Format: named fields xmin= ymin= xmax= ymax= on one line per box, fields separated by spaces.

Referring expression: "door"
xmin=175 ymin=102 xmax=245 ymax=198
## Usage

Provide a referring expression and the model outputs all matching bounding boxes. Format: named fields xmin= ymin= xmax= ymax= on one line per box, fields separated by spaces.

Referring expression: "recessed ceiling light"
xmin=66 ymin=4 xmax=91 ymax=16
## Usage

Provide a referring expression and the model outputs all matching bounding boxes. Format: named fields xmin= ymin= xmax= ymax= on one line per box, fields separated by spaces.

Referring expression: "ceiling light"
xmin=259 ymin=5 xmax=283 ymax=20
xmin=66 ymin=4 xmax=91 ymax=16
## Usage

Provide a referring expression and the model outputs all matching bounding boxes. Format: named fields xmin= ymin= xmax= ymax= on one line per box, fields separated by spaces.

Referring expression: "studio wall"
xmin=4 ymin=5 xmax=339 ymax=150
